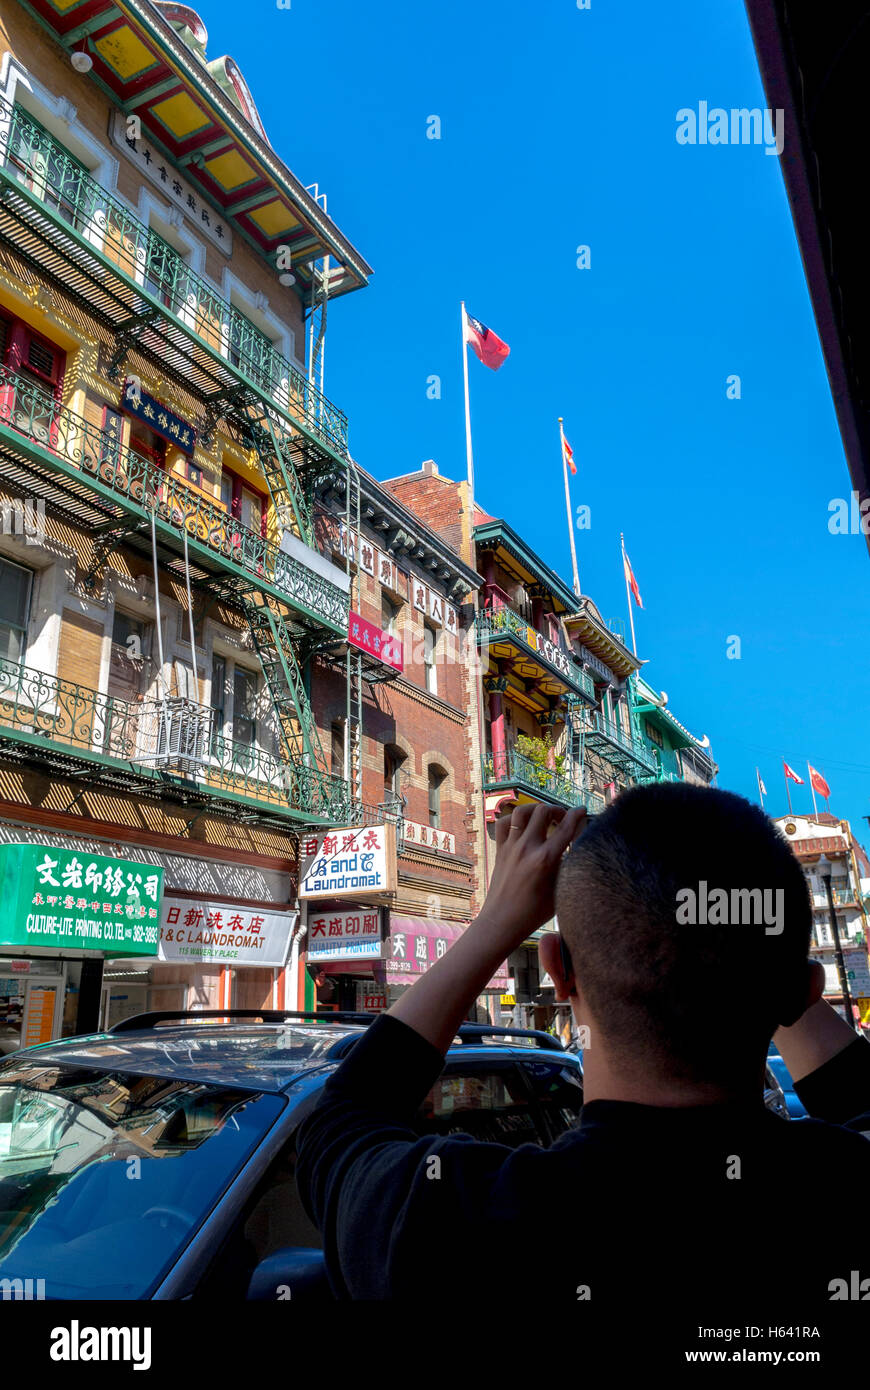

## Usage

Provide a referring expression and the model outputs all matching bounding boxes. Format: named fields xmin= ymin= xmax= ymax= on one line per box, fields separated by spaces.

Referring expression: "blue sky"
xmin=205 ymin=0 xmax=869 ymax=842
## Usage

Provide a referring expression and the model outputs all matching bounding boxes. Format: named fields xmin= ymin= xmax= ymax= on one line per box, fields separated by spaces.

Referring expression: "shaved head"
xmin=556 ymin=784 xmax=812 ymax=1083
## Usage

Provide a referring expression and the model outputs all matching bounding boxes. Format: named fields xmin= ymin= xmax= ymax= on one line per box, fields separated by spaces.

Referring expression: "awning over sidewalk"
xmin=379 ymin=917 xmax=509 ymax=991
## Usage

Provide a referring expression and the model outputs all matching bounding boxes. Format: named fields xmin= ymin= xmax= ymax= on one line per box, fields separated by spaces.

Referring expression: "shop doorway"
xmin=0 ymin=967 xmax=65 ymax=1053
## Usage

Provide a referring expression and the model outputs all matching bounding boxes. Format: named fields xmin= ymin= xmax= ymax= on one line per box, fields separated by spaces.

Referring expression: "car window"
xmin=0 ymin=1061 xmax=284 ymax=1299
xmin=519 ymin=1059 xmax=584 ymax=1142
xmin=413 ymin=1062 xmax=541 ymax=1148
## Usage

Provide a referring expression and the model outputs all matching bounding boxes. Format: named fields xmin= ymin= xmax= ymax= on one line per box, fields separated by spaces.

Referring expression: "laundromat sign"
xmin=299 ymin=825 xmax=396 ymax=900
xmin=0 ymin=844 xmax=163 ymax=956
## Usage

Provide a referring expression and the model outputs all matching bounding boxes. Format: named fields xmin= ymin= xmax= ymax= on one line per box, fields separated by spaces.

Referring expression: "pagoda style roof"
xmin=22 ymin=0 xmax=372 ymax=298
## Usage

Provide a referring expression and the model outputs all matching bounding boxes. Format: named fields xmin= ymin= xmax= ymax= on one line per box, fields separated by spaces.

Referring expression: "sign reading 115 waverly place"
xmin=0 ymin=844 xmax=163 ymax=956
xmin=299 ymin=826 xmax=396 ymax=901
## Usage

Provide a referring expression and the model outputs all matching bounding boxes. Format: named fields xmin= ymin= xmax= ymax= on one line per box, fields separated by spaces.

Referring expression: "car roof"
xmin=1 ymin=1020 xmax=578 ymax=1095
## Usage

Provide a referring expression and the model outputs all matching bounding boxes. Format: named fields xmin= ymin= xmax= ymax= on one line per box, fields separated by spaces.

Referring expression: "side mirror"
xmin=246 ymin=1247 xmax=333 ymax=1301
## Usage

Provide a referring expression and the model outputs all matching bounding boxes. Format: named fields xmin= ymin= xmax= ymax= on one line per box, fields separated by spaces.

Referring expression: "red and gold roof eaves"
xmin=20 ymin=0 xmax=372 ymax=296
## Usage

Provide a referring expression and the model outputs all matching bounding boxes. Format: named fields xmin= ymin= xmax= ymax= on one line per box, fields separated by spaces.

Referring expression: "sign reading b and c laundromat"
xmin=299 ymin=825 xmax=396 ymax=900
xmin=0 ymin=844 xmax=163 ymax=956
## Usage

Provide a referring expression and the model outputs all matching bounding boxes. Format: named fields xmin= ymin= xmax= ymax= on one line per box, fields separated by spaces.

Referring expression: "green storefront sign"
xmin=0 ymin=844 xmax=163 ymax=956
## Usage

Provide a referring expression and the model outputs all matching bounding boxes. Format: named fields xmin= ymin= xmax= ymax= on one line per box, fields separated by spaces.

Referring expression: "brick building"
xmin=302 ymin=467 xmax=501 ymax=1013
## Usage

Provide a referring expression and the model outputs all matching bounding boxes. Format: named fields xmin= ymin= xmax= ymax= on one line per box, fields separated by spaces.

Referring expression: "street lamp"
xmin=819 ymin=856 xmax=857 ymax=1031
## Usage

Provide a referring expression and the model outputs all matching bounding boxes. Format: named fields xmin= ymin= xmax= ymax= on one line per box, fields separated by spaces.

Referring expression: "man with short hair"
xmin=296 ymin=785 xmax=870 ymax=1313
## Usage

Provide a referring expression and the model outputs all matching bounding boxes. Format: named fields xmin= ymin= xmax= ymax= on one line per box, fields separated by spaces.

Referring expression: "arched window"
xmin=384 ymin=744 xmax=406 ymax=808
xmin=423 ymin=624 xmax=438 ymax=694
xmin=428 ymin=764 xmax=447 ymax=829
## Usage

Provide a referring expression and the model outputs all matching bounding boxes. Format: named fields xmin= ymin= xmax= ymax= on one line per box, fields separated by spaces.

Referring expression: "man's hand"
xmin=387 ymin=801 xmax=586 ymax=1054
xmin=477 ymin=802 xmax=587 ymax=951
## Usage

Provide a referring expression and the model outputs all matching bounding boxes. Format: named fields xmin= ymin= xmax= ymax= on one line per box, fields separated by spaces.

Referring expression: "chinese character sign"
xmin=121 ymin=381 xmax=196 ymax=456
xmin=299 ymin=826 xmax=397 ymax=900
xmin=307 ymin=908 xmax=383 ymax=961
xmin=0 ymin=844 xmax=163 ymax=956
xmin=111 ymin=111 xmax=232 ymax=255
xmin=383 ymin=923 xmax=464 ymax=977
xmin=400 ymin=820 xmax=456 ymax=855
xmin=348 ymin=612 xmax=403 ymax=672
xmin=158 ymin=897 xmax=297 ymax=966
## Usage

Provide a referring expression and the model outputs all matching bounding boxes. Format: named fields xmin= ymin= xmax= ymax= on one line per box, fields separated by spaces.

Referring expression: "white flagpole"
xmin=621 ymin=533 xmax=637 ymax=656
xmin=560 ymin=419 xmax=581 ymax=597
xmin=807 ymin=761 xmax=818 ymax=818
xmin=461 ymin=302 xmax=474 ymax=512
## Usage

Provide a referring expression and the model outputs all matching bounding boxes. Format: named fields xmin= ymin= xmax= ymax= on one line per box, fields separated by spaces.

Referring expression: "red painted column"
xmin=489 ymin=684 xmax=506 ymax=779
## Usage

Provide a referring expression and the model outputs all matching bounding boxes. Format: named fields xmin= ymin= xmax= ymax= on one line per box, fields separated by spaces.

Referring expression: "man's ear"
xmin=776 ymin=959 xmax=826 ymax=1028
xmin=539 ymin=932 xmax=573 ymax=1001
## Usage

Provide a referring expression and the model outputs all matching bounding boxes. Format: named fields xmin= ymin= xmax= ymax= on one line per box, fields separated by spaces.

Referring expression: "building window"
xmin=228 ymin=306 xmax=258 ymax=372
xmin=232 ymin=666 xmax=258 ymax=746
xmin=127 ymin=421 xmax=166 ymax=469
xmin=227 ymin=306 xmax=279 ymax=393
xmin=423 ymin=624 xmax=437 ymax=694
xmin=644 ymin=720 xmax=664 ymax=748
xmin=384 ymin=744 xmax=406 ymax=808
xmin=144 ymin=228 xmax=182 ymax=310
xmin=382 ymin=595 xmax=399 ymax=635
xmin=0 ymin=312 xmax=66 ymax=445
xmin=240 ymin=485 xmax=264 ymax=537
xmin=9 ymin=105 xmax=89 ymax=231
xmin=107 ymin=611 xmax=147 ymax=702
xmin=0 ymin=558 xmax=33 ymax=663
xmin=211 ymin=655 xmax=226 ymax=735
xmin=331 ymin=720 xmax=346 ymax=779
xmin=428 ymin=765 xmax=446 ymax=829
xmin=220 ymin=472 xmax=234 ymax=513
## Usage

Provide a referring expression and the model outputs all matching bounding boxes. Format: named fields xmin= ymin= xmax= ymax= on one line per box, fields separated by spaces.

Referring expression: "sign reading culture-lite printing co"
xmin=298 ymin=825 xmax=396 ymax=900
xmin=0 ymin=844 xmax=163 ymax=955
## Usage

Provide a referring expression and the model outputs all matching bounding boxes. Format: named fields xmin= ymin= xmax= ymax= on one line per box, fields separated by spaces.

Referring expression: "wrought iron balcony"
xmin=0 ymin=365 xmax=348 ymax=633
xmin=583 ymin=711 xmax=658 ymax=774
xmin=0 ymin=657 xmax=356 ymax=826
xmin=0 ymin=97 xmax=348 ymax=459
xmin=476 ymin=605 xmax=596 ymax=702
xmin=482 ymin=747 xmax=598 ymax=811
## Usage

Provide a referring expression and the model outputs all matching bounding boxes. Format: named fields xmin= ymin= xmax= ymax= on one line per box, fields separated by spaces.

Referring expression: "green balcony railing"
xmin=476 ymin=605 xmax=596 ymax=701
xmin=483 ymin=747 xmax=599 ymax=811
xmin=0 ymin=365 xmax=348 ymax=632
xmin=0 ymin=658 xmax=355 ymax=823
xmin=0 ymin=97 xmax=348 ymax=458
xmin=584 ymin=711 xmax=658 ymax=774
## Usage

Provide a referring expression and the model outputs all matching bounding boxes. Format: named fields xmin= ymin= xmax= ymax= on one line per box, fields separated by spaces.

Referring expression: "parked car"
xmin=767 ymin=1044 xmax=808 ymax=1118
xmin=0 ymin=1010 xmax=584 ymax=1301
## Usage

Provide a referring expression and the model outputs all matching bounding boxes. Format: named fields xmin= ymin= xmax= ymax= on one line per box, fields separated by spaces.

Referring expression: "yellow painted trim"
xmin=94 ymin=26 xmax=158 ymax=81
xmin=150 ymin=90 xmax=211 ymax=138
xmin=205 ymin=148 xmax=258 ymax=191
xmin=248 ymin=199 xmax=301 ymax=237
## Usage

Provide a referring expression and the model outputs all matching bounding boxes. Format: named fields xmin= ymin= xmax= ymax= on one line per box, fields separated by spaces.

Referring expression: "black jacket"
xmin=295 ymin=1015 xmax=870 ymax=1312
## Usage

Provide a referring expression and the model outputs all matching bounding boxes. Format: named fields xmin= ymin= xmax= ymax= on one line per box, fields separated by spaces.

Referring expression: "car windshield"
xmin=0 ymin=1061 xmax=284 ymax=1299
